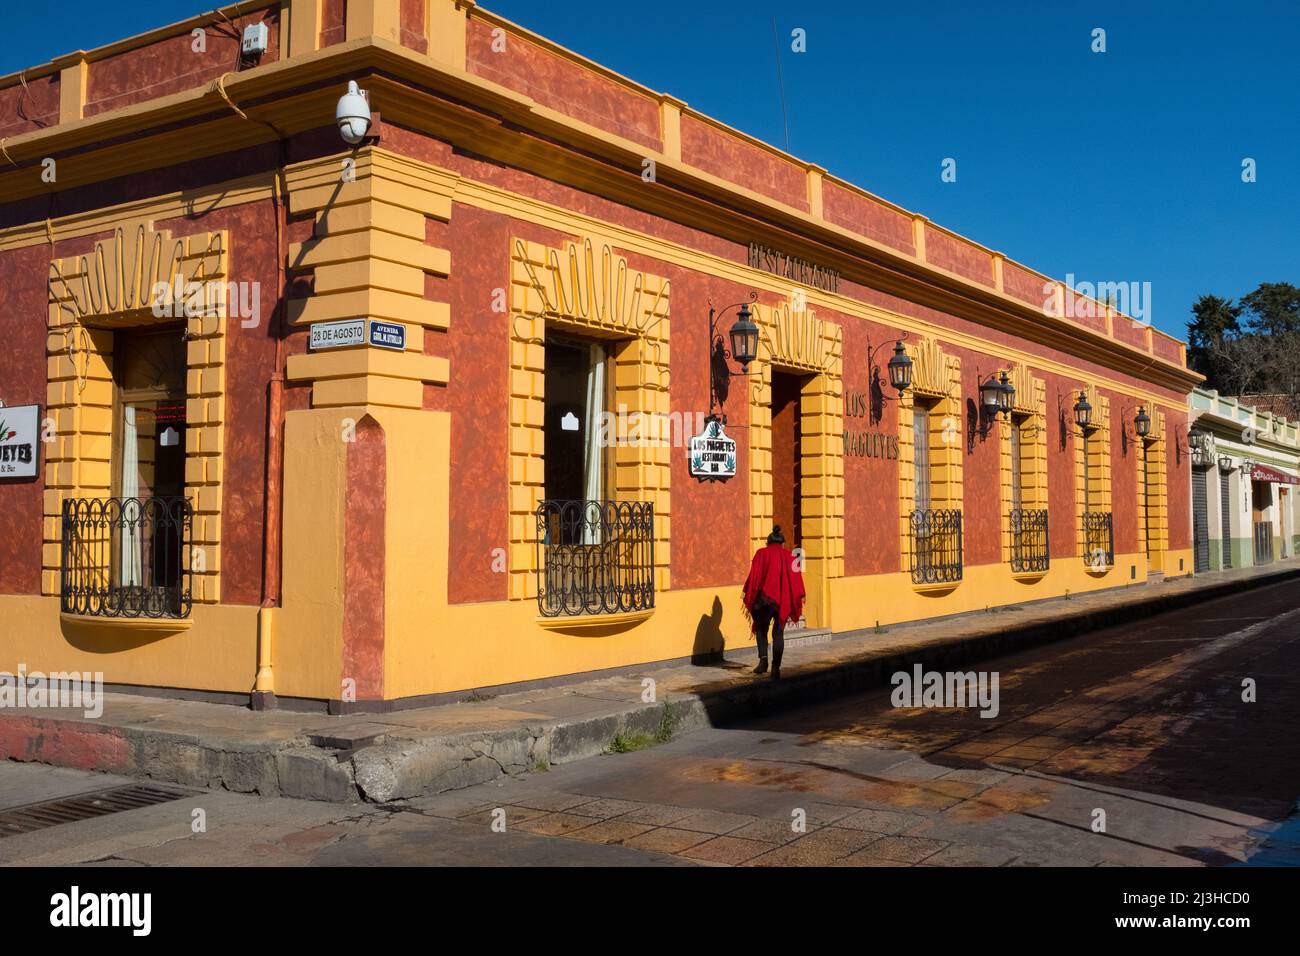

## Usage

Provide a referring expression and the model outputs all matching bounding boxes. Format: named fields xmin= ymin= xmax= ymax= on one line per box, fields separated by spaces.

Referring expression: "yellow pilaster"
xmin=346 ymin=0 xmax=402 ymax=44
xmin=427 ymin=0 xmax=474 ymax=71
xmin=53 ymin=52 xmax=87 ymax=124
xmin=659 ymin=95 xmax=684 ymax=164
xmin=284 ymin=148 xmax=454 ymax=410
xmin=285 ymin=0 xmax=322 ymax=58
xmin=807 ymin=165 xmax=824 ymax=219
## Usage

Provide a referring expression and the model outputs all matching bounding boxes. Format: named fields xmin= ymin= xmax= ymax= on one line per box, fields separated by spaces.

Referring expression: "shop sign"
xmin=368 ymin=320 xmax=406 ymax=351
xmin=309 ymin=319 xmax=366 ymax=350
xmin=843 ymin=430 xmax=899 ymax=459
xmin=748 ymin=242 xmax=840 ymax=293
xmin=688 ymin=416 xmax=737 ymax=482
xmin=843 ymin=387 xmax=898 ymax=459
xmin=0 ymin=404 xmax=39 ymax=479
xmin=1249 ymin=464 xmax=1300 ymax=485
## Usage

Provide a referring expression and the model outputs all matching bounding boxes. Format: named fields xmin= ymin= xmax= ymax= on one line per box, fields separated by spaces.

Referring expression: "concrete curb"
xmin=3 ymin=565 xmax=1297 ymax=804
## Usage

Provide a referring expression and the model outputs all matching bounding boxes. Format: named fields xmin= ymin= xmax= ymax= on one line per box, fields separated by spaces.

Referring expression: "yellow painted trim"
xmin=747 ymin=298 xmax=844 ymax=627
xmin=1010 ymin=570 xmax=1048 ymax=584
xmin=508 ymin=235 xmax=672 ymax=601
xmin=912 ymin=581 xmax=960 ymax=595
xmin=45 ymin=222 xmax=229 ymax=604
xmin=535 ymin=609 xmax=655 ymax=632
xmin=59 ymin=613 xmax=193 ymax=635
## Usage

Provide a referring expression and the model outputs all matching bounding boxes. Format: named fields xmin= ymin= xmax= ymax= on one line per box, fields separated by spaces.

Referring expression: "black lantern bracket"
xmin=708 ymin=292 xmax=759 ymax=421
xmin=973 ymin=365 xmax=1016 ymax=438
xmin=863 ymin=333 xmax=912 ymax=418
xmin=1118 ymin=401 xmax=1152 ymax=443
xmin=1057 ymin=388 xmax=1095 ymax=435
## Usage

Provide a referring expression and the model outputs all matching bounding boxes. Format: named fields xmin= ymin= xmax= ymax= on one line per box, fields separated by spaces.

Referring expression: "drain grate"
xmin=0 ymin=784 xmax=195 ymax=838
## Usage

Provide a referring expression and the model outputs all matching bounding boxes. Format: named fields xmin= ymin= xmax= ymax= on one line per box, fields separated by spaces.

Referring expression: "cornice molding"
xmin=0 ymin=36 xmax=1202 ymax=394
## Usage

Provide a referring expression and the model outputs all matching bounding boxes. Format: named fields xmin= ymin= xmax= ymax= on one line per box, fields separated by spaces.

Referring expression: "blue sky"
xmin=6 ymin=1 xmax=1296 ymax=340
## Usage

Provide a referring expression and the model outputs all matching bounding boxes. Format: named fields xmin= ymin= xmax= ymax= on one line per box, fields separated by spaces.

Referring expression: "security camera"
xmin=336 ymin=80 xmax=372 ymax=145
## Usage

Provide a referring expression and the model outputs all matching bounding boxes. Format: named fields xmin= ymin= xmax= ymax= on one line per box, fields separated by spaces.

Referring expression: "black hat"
xmin=767 ymin=525 xmax=785 ymax=545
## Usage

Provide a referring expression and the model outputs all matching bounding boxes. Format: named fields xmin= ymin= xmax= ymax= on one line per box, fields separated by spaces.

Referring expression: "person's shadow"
xmin=692 ymin=595 xmax=748 ymax=668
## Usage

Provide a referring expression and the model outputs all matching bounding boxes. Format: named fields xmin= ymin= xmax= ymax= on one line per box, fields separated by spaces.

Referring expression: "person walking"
xmin=742 ymin=525 xmax=806 ymax=679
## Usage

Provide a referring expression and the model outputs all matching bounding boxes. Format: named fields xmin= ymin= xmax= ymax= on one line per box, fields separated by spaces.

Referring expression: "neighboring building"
xmin=0 ymin=1 xmax=1201 ymax=711
xmin=1234 ymin=393 xmax=1300 ymax=422
xmin=1189 ymin=389 xmax=1300 ymax=571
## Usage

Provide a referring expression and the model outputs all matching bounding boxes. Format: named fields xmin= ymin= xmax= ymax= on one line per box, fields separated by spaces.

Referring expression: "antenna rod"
xmin=770 ymin=16 xmax=790 ymax=152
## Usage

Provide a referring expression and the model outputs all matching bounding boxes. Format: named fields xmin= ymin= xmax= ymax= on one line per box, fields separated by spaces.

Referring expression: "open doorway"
xmin=1281 ymin=487 xmax=1292 ymax=559
xmin=770 ymin=370 xmax=806 ymax=551
xmin=1252 ymin=479 xmax=1274 ymax=565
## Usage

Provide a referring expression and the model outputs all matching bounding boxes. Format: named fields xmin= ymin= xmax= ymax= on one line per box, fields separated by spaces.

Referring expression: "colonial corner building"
xmin=0 ymin=0 xmax=1208 ymax=711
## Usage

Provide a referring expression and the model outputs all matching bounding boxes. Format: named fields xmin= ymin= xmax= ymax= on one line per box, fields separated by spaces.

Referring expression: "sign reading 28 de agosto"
xmin=0 ymin=404 xmax=40 ymax=479
xmin=688 ymin=417 xmax=737 ymax=482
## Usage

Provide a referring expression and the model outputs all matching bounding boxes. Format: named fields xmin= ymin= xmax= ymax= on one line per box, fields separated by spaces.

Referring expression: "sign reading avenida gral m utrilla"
xmin=0 ymin=404 xmax=39 ymax=479
xmin=748 ymin=243 xmax=840 ymax=293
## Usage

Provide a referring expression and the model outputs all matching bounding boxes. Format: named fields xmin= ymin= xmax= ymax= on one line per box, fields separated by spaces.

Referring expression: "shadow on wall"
xmin=692 ymin=594 xmax=727 ymax=664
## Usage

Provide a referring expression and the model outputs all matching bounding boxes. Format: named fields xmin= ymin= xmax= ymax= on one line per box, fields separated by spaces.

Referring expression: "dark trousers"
xmin=753 ymin=599 xmax=784 ymax=668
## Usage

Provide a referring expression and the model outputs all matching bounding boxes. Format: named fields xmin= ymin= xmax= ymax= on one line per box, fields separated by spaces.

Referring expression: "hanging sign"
xmin=368 ymin=320 xmax=406 ymax=351
xmin=309 ymin=319 xmax=366 ymax=350
xmin=0 ymin=404 xmax=40 ymax=479
xmin=688 ymin=416 xmax=737 ymax=482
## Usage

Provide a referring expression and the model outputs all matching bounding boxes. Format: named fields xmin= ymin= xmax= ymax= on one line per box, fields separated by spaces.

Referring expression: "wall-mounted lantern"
xmin=1188 ymin=428 xmax=1211 ymax=466
xmin=979 ymin=374 xmax=1002 ymax=416
xmin=1073 ymin=391 xmax=1092 ymax=431
xmin=887 ymin=341 xmax=913 ymax=394
xmin=1134 ymin=405 xmax=1151 ymax=439
xmin=979 ymin=371 xmax=1016 ymax=419
xmin=729 ymin=304 xmax=759 ymax=373
xmin=708 ymin=293 xmax=759 ymax=419
xmin=1218 ymin=454 xmax=1234 ymax=473
xmin=998 ymin=371 xmax=1015 ymax=415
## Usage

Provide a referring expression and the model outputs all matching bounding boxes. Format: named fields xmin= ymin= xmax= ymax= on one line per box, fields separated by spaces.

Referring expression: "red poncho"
xmin=742 ymin=543 xmax=806 ymax=631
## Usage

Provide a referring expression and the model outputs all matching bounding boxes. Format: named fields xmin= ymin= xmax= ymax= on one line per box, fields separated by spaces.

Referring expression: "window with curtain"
xmin=914 ymin=405 xmax=931 ymax=512
xmin=1010 ymin=415 xmax=1023 ymax=511
xmin=1081 ymin=429 xmax=1091 ymax=507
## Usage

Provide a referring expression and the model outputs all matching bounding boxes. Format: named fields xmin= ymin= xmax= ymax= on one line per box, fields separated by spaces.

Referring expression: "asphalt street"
xmin=1 ymin=579 xmax=1298 ymax=867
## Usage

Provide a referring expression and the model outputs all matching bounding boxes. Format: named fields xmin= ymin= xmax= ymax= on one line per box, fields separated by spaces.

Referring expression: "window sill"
xmin=1084 ymin=565 xmax=1113 ymax=577
xmin=1010 ymin=570 xmax=1048 ymax=583
xmin=535 ymin=608 xmax=654 ymax=634
xmin=911 ymin=579 xmax=960 ymax=595
xmin=59 ymin=613 xmax=193 ymax=637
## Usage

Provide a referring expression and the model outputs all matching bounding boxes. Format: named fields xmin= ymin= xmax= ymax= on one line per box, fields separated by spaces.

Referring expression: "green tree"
xmin=1186 ymin=283 xmax=1300 ymax=413
xmin=1187 ymin=294 xmax=1248 ymax=392
xmin=1240 ymin=282 xmax=1300 ymax=337
xmin=1241 ymin=283 xmax=1300 ymax=404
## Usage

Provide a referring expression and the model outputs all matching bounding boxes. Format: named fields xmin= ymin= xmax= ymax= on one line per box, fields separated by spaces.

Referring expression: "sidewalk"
xmin=3 ymin=561 xmax=1297 ymax=804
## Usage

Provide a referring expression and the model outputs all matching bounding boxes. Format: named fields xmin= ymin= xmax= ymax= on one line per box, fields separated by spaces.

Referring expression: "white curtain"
xmin=581 ymin=343 xmax=606 ymax=544
xmin=119 ymin=405 xmax=143 ymax=587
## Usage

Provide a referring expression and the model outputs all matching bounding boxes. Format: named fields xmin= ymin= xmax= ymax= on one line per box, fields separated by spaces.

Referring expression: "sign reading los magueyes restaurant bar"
xmin=0 ymin=404 xmax=39 ymax=479
xmin=689 ymin=417 xmax=737 ymax=482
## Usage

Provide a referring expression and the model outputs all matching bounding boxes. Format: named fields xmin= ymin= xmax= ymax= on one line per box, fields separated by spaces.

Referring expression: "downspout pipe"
xmin=212 ymin=73 xmax=287 ymax=711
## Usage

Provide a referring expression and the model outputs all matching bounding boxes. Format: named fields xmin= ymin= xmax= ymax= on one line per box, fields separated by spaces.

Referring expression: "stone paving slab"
xmin=1 ymin=561 xmax=1296 ymax=805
